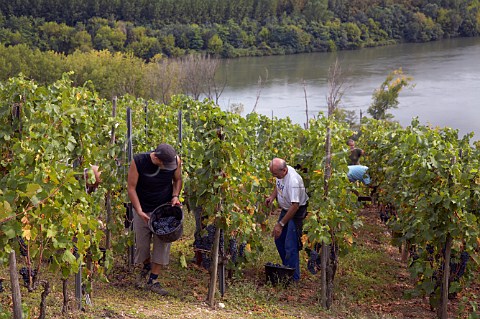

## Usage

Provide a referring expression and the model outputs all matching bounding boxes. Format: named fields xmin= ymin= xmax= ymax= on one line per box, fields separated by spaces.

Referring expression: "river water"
xmin=216 ymin=37 xmax=480 ymax=140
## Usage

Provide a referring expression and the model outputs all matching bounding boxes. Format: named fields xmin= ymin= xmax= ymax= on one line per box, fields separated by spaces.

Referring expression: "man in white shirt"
xmin=265 ymin=158 xmax=308 ymax=281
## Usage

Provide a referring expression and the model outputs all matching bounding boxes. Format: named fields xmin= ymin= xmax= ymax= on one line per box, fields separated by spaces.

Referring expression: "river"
xmin=216 ymin=37 xmax=480 ymax=140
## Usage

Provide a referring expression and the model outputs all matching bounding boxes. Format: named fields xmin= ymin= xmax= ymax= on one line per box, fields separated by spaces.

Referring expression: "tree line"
xmin=0 ymin=0 xmax=479 ymax=60
xmin=0 ymin=44 xmax=225 ymax=103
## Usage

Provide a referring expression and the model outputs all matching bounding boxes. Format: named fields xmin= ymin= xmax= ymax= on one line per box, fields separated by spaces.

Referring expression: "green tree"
xmin=71 ymin=30 xmax=93 ymax=52
xmin=207 ymin=34 xmax=224 ymax=55
xmin=93 ymin=25 xmax=126 ymax=52
xmin=303 ymin=0 xmax=332 ymax=23
xmin=344 ymin=22 xmax=362 ymax=48
xmin=367 ymin=68 xmax=413 ymax=120
xmin=0 ymin=29 xmax=25 ymax=45
xmin=127 ymin=35 xmax=162 ymax=60
xmin=39 ymin=21 xmax=75 ymax=53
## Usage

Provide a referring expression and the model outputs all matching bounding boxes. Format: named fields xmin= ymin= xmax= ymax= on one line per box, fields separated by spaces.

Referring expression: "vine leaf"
xmin=22 ymin=228 xmax=32 ymax=240
xmin=25 ymin=183 xmax=42 ymax=197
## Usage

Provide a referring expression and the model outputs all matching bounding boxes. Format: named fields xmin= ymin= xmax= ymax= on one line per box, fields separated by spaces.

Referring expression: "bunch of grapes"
xmin=19 ymin=267 xmax=37 ymax=287
xmin=450 ymin=251 xmax=470 ymax=281
xmin=18 ymin=237 xmax=27 ymax=257
xmin=193 ymin=224 xmax=216 ymax=251
xmin=73 ymin=244 xmax=79 ymax=258
xmin=307 ymin=250 xmax=321 ymax=274
xmin=409 ymin=245 xmax=419 ymax=262
xmin=152 ymin=216 xmax=180 ymax=235
xmin=192 ymin=225 xmax=227 ymax=270
xmin=430 ymin=250 xmax=470 ymax=301
xmin=0 ymin=279 xmax=4 ymax=293
xmin=426 ymin=244 xmax=435 ymax=255
xmin=238 ymin=242 xmax=246 ymax=258
xmin=229 ymin=238 xmax=238 ymax=264
xmin=379 ymin=210 xmax=389 ymax=223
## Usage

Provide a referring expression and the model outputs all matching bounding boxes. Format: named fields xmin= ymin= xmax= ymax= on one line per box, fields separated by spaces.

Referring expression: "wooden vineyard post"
xmin=9 ymin=251 xmax=23 ymax=319
xmin=144 ymin=101 xmax=148 ymax=138
xmin=74 ymin=248 xmax=82 ymax=310
xmin=178 ymin=109 xmax=182 ymax=147
xmin=438 ymin=156 xmax=456 ymax=319
xmin=126 ymin=107 xmax=135 ymax=267
xmin=320 ymin=59 xmax=344 ymax=309
xmin=207 ymin=127 xmax=226 ymax=307
xmin=320 ymin=243 xmax=328 ymax=308
xmin=438 ymin=234 xmax=452 ymax=319
xmin=207 ymin=218 xmax=221 ymax=307
xmin=217 ymin=229 xmax=226 ymax=297
xmin=106 ymin=96 xmax=117 ymax=250
xmin=320 ymin=118 xmax=332 ymax=309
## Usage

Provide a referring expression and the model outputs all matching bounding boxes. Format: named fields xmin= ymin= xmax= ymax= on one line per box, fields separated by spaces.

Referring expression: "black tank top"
xmin=134 ymin=152 xmax=175 ymax=212
xmin=349 ymin=148 xmax=363 ymax=165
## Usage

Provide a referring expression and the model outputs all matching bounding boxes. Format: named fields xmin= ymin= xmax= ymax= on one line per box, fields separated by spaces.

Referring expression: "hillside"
xmin=1 ymin=0 xmax=479 ymax=60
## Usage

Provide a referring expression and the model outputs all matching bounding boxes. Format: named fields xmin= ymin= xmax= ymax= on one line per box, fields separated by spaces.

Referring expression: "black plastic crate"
xmin=265 ymin=263 xmax=294 ymax=286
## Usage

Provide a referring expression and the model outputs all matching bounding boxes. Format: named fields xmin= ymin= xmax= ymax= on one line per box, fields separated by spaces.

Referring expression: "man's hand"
xmin=273 ymin=222 xmax=283 ymax=239
xmin=171 ymin=197 xmax=181 ymax=206
xmin=265 ymin=196 xmax=274 ymax=207
xmin=138 ymin=211 xmax=150 ymax=224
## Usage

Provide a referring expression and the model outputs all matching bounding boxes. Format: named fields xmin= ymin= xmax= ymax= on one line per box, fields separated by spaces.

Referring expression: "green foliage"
xmin=0 ymin=74 xmax=366 ymax=311
xmin=361 ymin=117 xmax=480 ymax=314
xmin=1 ymin=67 xmax=479 ymax=316
xmin=207 ymin=34 xmax=224 ymax=55
xmin=93 ymin=25 xmax=127 ymax=52
xmin=0 ymin=74 xmax=119 ymax=284
xmin=367 ymin=68 xmax=413 ymax=120
xmin=1 ymin=0 xmax=478 ymax=62
xmin=300 ymin=117 xmax=362 ymax=250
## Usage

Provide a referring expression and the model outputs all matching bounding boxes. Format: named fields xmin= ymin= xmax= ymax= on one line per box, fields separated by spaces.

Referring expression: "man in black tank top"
xmin=347 ymin=139 xmax=365 ymax=165
xmin=127 ymin=143 xmax=183 ymax=295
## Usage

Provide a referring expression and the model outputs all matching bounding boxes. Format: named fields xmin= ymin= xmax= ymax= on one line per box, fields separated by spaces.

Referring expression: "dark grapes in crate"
xmin=265 ymin=262 xmax=295 ymax=286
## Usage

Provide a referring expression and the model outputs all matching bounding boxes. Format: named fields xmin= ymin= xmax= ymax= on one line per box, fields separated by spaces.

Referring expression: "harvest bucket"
xmin=265 ymin=263 xmax=295 ymax=286
xmin=148 ymin=204 xmax=183 ymax=242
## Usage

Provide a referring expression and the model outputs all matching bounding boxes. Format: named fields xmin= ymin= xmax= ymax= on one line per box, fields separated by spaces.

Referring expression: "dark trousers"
xmin=274 ymin=205 xmax=307 ymax=281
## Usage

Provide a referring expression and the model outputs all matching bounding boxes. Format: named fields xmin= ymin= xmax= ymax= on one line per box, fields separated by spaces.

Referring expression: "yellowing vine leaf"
xmin=1 ymin=201 xmax=12 ymax=214
xmin=301 ymin=234 xmax=308 ymax=246
xmin=22 ymin=228 xmax=32 ymax=240
xmin=345 ymin=234 xmax=354 ymax=245
xmin=180 ymin=253 xmax=187 ymax=268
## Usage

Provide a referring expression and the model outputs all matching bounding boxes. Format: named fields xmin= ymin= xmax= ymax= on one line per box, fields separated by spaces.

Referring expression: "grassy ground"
xmin=1 ymin=205 xmax=478 ymax=318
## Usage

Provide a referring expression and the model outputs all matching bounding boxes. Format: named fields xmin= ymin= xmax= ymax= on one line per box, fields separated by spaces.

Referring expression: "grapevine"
xmin=0 ymin=73 xmax=478 ymax=317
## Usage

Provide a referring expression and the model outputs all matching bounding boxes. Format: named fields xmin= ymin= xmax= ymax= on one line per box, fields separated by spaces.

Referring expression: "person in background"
xmin=265 ymin=158 xmax=308 ymax=282
xmin=347 ymin=165 xmax=371 ymax=185
xmin=84 ymin=164 xmax=102 ymax=194
xmin=127 ymin=143 xmax=182 ymax=296
xmin=347 ymin=139 xmax=364 ymax=165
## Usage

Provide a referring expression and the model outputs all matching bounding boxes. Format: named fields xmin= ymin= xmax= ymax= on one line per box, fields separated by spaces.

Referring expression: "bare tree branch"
xmin=252 ymin=68 xmax=268 ymax=113
xmin=326 ymin=59 xmax=346 ymax=117
xmin=303 ymin=80 xmax=309 ymax=129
